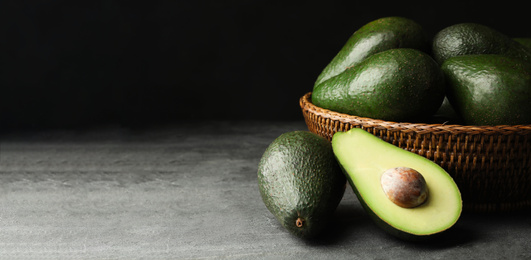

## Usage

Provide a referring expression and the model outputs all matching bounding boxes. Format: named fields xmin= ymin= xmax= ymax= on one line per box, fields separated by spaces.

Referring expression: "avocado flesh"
xmin=332 ymin=128 xmax=462 ymax=238
xmin=258 ymin=131 xmax=346 ymax=239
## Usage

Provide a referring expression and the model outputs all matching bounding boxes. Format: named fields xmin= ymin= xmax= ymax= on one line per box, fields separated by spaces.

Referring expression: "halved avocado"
xmin=332 ymin=128 xmax=462 ymax=240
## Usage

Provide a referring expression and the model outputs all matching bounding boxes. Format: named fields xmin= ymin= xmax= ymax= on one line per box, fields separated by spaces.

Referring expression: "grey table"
xmin=0 ymin=121 xmax=529 ymax=259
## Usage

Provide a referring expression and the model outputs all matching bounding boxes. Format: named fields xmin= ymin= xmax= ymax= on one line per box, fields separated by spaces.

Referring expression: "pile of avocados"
xmin=257 ymin=17 xmax=530 ymax=241
xmin=313 ymin=16 xmax=531 ymax=125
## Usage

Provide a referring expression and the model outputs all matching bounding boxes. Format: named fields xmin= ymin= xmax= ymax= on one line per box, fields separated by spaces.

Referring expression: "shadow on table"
xmin=301 ymin=201 xmax=373 ymax=246
xmin=302 ymin=202 xmax=531 ymax=249
xmin=302 ymin=209 xmax=477 ymax=249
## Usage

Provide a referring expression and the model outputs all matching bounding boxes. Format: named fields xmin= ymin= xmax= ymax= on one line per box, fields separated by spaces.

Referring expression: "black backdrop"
xmin=1 ymin=1 xmax=529 ymax=130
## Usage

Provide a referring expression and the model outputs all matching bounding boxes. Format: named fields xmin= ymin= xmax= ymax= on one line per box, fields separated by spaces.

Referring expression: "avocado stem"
xmin=296 ymin=217 xmax=305 ymax=228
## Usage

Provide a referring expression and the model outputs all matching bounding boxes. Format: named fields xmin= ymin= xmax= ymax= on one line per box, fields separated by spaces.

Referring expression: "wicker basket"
xmin=300 ymin=92 xmax=531 ymax=212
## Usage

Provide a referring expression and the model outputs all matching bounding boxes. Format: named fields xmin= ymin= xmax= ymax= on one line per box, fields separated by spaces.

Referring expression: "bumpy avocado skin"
xmin=432 ymin=23 xmax=531 ymax=64
xmin=314 ymin=16 xmax=429 ymax=86
xmin=441 ymin=54 xmax=531 ymax=125
xmin=257 ymin=131 xmax=346 ymax=239
xmin=312 ymin=48 xmax=445 ymax=122
xmin=514 ymin=38 xmax=531 ymax=51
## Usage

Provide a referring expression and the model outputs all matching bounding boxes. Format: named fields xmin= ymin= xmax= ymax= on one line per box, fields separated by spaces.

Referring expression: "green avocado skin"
xmin=514 ymin=38 xmax=531 ymax=51
xmin=442 ymin=54 xmax=531 ymax=125
xmin=315 ymin=16 xmax=428 ymax=86
xmin=432 ymin=23 xmax=531 ymax=64
xmin=257 ymin=131 xmax=346 ymax=239
xmin=312 ymin=48 xmax=445 ymax=122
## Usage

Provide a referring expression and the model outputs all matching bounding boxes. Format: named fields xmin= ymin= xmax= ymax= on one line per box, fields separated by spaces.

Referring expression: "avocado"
xmin=315 ymin=16 xmax=429 ymax=86
xmin=514 ymin=38 xmax=531 ymax=50
xmin=441 ymin=54 xmax=531 ymax=125
xmin=432 ymin=23 xmax=531 ymax=64
xmin=257 ymin=131 xmax=346 ymax=239
xmin=332 ymin=128 xmax=462 ymax=240
xmin=312 ymin=48 xmax=445 ymax=122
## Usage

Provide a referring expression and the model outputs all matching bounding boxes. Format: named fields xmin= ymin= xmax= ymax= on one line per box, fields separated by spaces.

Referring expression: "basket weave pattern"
xmin=300 ymin=92 xmax=531 ymax=212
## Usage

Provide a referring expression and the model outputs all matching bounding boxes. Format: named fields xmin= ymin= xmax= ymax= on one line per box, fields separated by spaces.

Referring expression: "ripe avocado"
xmin=441 ymin=54 xmax=531 ymax=125
xmin=315 ymin=16 xmax=429 ymax=86
xmin=332 ymin=128 xmax=462 ymax=240
xmin=432 ymin=23 xmax=531 ymax=64
xmin=312 ymin=48 xmax=445 ymax=122
xmin=257 ymin=131 xmax=346 ymax=239
xmin=514 ymin=38 xmax=531 ymax=50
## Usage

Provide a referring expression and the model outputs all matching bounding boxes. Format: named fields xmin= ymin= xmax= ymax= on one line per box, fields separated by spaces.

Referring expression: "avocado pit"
xmin=380 ymin=167 xmax=428 ymax=208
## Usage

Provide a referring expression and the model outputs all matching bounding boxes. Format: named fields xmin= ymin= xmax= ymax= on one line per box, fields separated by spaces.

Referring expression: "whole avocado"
xmin=314 ymin=16 xmax=429 ymax=86
xmin=312 ymin=48 xmax=445 ymax=122
xmin=442 ymin=54 xmax=531 ymax=125
xmin=432 ymin=23 xmax=531 ymax=64
xmin=257 ymin=131 xmax=345 ymax=239
xmin=514 ymin=38 xmax=531 ymax=50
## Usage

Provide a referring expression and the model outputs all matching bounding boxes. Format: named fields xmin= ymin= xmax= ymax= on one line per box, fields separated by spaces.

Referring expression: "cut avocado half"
xmin=332 ymin=128 xmax=462 ymax=240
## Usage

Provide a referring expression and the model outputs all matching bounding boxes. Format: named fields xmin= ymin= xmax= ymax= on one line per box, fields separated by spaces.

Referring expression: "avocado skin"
xmin=315 ymin=16 xmax=429 ymax=86
xmin=432 ymin=23 xmax=531 ymax=64
xmin=514 ymin=38 xmax=531 ymax=51
xmin=312 ymin=48 xmax=445 ymax=122
xmin=257 ymin=131 xmax=346 ymax=239
xmin=441 ymin=54 xmax=531 ymax=125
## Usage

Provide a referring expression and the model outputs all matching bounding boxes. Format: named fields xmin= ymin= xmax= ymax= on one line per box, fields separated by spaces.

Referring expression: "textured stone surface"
xmin=0 ymin=121 xmax=530 ymax=259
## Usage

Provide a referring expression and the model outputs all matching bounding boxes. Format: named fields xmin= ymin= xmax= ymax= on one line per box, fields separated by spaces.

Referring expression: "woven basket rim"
xmin=300 ymin=92 xmax=531 ymax=135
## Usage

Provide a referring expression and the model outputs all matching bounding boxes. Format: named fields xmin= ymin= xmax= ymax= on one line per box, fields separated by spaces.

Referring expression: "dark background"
xmin=1 ymin=0 xmax=529 ymax=130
